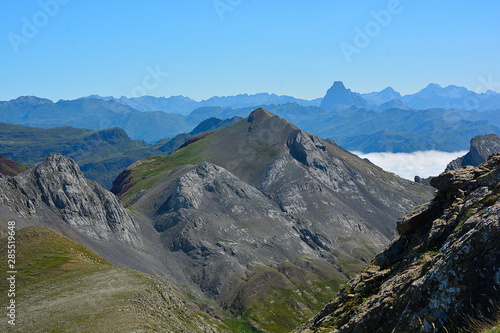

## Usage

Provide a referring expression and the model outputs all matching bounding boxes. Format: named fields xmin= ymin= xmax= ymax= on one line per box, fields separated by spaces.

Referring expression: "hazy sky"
xmin=1 ymin=1 xmax=499 ymax=101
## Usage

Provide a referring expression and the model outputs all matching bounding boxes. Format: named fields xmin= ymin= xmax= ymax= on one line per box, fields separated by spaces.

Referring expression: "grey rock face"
xmin=154 ymin=162 xmax=305 ymax=299
xmin=295 ymin=153 xmax=500 ymax=333
xmin=0 ymin=153 xmax=142 ymax=248
xmin=446 ymin=134 xmax=500 ymax=171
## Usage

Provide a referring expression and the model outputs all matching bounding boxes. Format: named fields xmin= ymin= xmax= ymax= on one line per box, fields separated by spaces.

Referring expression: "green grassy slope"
xmin=0 ymin=226 xmax=227 ymax=332
xmin=0 ymin=155 xmax=28 ymax=176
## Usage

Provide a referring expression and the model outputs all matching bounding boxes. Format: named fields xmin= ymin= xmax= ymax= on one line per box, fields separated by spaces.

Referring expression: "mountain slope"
xmin=446 ymin=134 xmax=500 ymax=170
xmin=295 ymin=154 xmax=500 ymax=333
xmin=112 ymin=108 xmax=433 ymax=331
xmin=0 ymin=155 xmax=28 ymax=176
xmin=0 ymin=226 xmax=226 ymax=333
xmin=377 ymin=99 xmax=411 ymax=111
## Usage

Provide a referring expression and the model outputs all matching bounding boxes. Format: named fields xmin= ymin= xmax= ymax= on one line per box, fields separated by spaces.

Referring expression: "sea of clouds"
xmin=352 ymin=150 xmax=468 ymax=181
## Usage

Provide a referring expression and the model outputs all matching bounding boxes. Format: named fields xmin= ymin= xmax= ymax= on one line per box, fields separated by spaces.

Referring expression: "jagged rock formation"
xmin=0 ymin=153 xmax=142 ymax=248
xmin=295 ymin=154 xmax=500 ymax=333
xmin=113 ymin=108 xmax=433 ymax=330
xmin=446 ymin=134 xmax=500 ymax=171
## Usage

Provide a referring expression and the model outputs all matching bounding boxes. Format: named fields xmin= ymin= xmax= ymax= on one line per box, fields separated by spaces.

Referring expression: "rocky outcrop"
xmin=414 ymin=175 xmax=434 ymax=186
xmin=0 ymin=153 xmax=142 ymax=248
xmin=446 ymin=134 xmax=500 ymax=171
xmin=295 ymin=153 xmax=500 ymax=333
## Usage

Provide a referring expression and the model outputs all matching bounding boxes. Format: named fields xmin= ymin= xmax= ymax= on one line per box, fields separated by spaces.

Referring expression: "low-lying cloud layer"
xmin=352 ymin=150 xmax=468 ymax=181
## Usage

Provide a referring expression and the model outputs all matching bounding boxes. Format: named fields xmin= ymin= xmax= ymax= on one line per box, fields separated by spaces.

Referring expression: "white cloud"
xmin=352 ymin=150 xmax=468 ymax=181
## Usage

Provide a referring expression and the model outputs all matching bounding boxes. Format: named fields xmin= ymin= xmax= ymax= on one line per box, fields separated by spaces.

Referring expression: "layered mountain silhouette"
xmin=2 ymin=81 xmax=500 ymax=152
xmin=0 ymin=96 xmax=195 ymax=142
xmin=0 ymin=109 xmax=432 ymax=332
xmin=84 ymin=92 xmax=322 ymax=115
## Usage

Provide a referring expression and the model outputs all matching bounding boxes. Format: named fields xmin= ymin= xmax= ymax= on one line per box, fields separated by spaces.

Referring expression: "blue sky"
xmin=1 ymin=0 xmax=499 ymax=101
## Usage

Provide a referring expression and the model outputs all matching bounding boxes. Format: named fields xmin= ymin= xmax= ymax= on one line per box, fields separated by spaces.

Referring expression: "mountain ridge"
xmin=111 ymin=108 xmax=433 ymax=330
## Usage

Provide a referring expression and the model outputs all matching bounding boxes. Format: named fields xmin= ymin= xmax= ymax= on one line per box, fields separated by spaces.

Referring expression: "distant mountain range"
xmin=83 ymin=93 xmax=322 ymax=115
xmin=82 ymin=82 xmax=500 ymax=113
xmin=1 ymin=81 xmax=499 ymax=153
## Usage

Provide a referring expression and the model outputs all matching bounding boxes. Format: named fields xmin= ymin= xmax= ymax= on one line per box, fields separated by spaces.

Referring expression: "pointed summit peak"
xmin=248 ymin=107 xmax=274 ymax=123
xmin=381 ymin=87 xmax=396 ymax=93
xmin=425 ymin=83 xmax=442 ymax=90
xmin=34 ymin=153 xmax=83 ymax=179
xmin=332 ymin=81 xmax=346 ymax=89
xmin=320 ymin=81 xmax=368 ymax=110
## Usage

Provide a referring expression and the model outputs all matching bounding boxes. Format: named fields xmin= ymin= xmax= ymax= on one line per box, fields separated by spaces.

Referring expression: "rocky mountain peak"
xmin=33 ymin=152 xmax=84 ymax=179
xmin=296 ymin=153 xmax=500 ymax=333
xmin=320 ymin=81 xmax=369 ymax=110
xmin=446 ymin=134 xmax=500 ymax=171
xmin=247 ymin=107 xmax=275 ymax=126
xmin=0 ymin=153 xmax=142 ymax=248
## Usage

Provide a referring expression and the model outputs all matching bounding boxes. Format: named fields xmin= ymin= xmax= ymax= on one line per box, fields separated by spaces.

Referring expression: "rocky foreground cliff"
xmin=295 ymin=153 xmax=500 ymax=332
